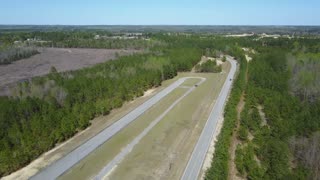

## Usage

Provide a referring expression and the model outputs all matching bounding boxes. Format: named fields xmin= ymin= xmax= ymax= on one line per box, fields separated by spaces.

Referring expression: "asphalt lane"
xmin=31 ymin=77 xmax=205 ymax=180
xmin=181 ymin=57 xmax=237 ymax=180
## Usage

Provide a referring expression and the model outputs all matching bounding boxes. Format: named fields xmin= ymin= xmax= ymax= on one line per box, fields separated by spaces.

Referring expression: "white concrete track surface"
xmin=31 ymin=77 xmax=206 ymax=180
xmin=95 ymin=77 xmax=206 ymax=180
xmin=181 ymin=57 xmax=237 ymax=180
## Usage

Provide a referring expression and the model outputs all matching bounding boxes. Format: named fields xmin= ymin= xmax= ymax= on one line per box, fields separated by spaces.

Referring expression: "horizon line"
xmin=1 ymin=24 xmax=320 ymax=27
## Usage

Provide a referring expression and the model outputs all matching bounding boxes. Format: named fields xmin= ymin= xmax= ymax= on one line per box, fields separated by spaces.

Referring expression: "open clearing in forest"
xmin=0 ymin=48 xmax=139 ymax=96
xmin=59 ymin=62 xmax=230 ymax=180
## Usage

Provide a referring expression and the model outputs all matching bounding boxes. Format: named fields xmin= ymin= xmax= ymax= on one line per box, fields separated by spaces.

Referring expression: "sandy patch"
xmin=216 ymin=59 xmax=223 ymax=66
xmin=225 ymin=33 xmax=255 ymax=37
xmin=142 ymin=88 xmax=156 ymax=97
xmin=200 ymin=114 xmax=223 ymax=179
xmin=245 ymin=54 xmax=252 ymax=62
xmin=228 ymin=93 xmax=246 ymax=180
xmin=242 ymin=48 xmax=253 ymax=62
xmin=257 ymin=105 xmax=268 ymax=127
xmin=208 ymin=57 xmax=223 ymax=65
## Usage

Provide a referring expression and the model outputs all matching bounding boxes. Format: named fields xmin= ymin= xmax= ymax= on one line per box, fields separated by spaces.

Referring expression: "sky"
xmin=0 ymin=0 xmax=319 ymax=25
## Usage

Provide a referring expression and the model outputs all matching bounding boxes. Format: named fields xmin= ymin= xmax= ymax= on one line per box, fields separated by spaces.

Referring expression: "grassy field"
xmin=58 ymin=62 xmax=230 ymax=180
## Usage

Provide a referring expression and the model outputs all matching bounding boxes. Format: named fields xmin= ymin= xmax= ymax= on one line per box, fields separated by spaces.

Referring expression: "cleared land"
xmin=0 ymin=48 xmax=138 ymax=96
xmin=106 ymin=73 xmax=226 ymax=180
xmin=96 ymin=63 xmax=230 ymax=180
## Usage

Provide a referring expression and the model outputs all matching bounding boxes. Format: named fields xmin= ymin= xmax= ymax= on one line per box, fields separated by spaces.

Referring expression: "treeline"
xmin=0 ymin=31 xmax=158 ymax=50
xmin=0 ymin=46 xmax=39 ymax=65
xmin=35 ymin=39 xmax=157 ymax=50
xmin=0 ymin=31 xmax=111 ymax=45
xmin=0 ymin=36 xmax=202 ymax=176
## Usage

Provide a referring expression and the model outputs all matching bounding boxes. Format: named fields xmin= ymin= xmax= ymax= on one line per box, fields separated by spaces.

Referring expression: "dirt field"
xmin=0 ymin=48 xmax=139 ymax=96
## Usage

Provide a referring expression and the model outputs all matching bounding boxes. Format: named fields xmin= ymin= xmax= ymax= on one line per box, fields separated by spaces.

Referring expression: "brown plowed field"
xmin=0 ymin=48 xmax=139 ymax=96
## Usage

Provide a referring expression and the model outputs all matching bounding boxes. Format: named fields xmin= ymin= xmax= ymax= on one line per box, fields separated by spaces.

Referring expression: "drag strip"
xmin=95 ymin=77 xmax=206 ymax=179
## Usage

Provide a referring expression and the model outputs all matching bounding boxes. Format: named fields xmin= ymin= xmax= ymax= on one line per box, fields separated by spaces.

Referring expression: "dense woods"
xmin=205 ymin=37 xmax=320 ymax=179
xmin=234 ymin=47 xmax=319 ymax=179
